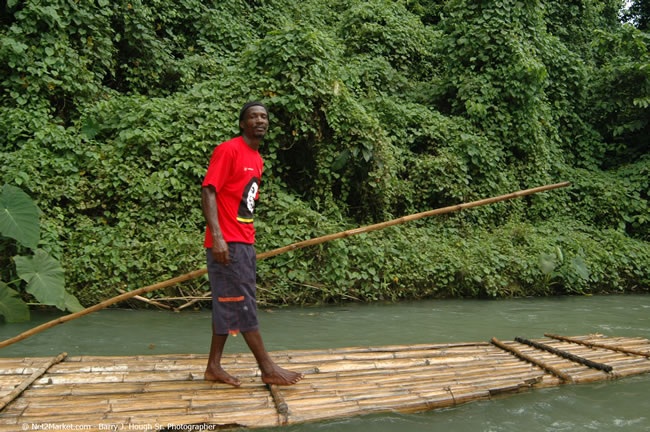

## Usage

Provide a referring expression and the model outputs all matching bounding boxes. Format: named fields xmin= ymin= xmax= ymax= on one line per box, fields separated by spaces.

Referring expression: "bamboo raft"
xmin=1 ymin=334 xmax=648 ymax=431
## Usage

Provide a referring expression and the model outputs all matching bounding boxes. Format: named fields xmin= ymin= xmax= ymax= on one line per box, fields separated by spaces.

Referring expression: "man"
xmin=201 ymin=101 xmax=303 ymax=387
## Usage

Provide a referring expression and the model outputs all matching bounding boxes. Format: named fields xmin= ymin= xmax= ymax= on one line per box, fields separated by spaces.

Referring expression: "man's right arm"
xmin=201 ymin=185 xmax=230 ymax=265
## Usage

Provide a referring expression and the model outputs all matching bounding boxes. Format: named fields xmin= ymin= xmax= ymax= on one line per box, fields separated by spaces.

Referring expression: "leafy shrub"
xmin=0 ymin=0 xmax=648 ymax=317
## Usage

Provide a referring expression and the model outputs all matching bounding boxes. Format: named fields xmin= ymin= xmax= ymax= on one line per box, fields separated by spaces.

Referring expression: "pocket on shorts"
xmin=227 ymin=244 xmax=239 ymax=264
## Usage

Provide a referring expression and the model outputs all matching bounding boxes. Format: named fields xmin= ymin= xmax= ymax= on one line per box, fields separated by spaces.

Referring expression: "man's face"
xmin=240 ymin=106 xmax=269 ymax=139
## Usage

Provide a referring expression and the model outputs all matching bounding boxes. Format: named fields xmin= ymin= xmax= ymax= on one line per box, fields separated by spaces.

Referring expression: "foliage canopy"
xmin=1 ymin=0 xmax=648 ymax=314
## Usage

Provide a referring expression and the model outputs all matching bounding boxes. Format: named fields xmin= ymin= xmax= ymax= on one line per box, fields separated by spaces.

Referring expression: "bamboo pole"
xmin=268 ymin=384 xmax=289 ymax=425
xmin=491 ymin=338 xmax=573 ymax=382
xmin=175 ymin=297 xmax=208 ymax=311
xmin=0 ymin=352 xmax=67 ymax=411
xmin=545 ymin=334 xmax=650 ymax=358
xmin=515 ymin=337 xmax=613 ymax=373
xmin=0 ymin=268 xmax=207 ymax=349
xmin=0 ymin=182 xmax=569 ymax=349
xmin=256 ymin=181 xmax=570 ymax=260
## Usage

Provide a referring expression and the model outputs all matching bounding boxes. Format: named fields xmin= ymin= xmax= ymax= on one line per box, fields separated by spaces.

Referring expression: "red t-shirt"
xmin=202 ymin=136 xmax=263 ymax=246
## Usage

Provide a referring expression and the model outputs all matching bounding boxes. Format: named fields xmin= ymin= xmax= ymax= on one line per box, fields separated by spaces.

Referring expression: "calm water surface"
xmin=1 ymin=294 xmax=649 ymax=431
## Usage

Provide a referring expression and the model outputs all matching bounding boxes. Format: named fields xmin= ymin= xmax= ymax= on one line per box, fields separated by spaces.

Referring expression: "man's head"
xmin=239 ymin=101 xmax=269 ymax=141
xmin=239 ymin=101 xmax=268 ymax=124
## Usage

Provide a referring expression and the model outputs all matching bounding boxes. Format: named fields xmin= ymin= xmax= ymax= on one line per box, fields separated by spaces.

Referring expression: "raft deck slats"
xmin=1 ymin=334 xmax=649 ymax=430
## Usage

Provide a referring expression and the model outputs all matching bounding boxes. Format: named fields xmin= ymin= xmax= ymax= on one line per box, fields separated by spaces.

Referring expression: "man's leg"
xmin=204 ymin=327 xmax=241 ymax=386
xmin=205 ymin=247 xmax=241 ymax=386
xmin=242 ymin=330 xmax=303 ymax=385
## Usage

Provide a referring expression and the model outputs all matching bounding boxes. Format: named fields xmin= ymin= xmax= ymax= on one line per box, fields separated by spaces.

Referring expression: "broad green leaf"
xmin=81 ymin=117 xmax=101 ymax=140
xmin=331 ymin=149 xmax=350 ymax=171
xmin=555 ymin=247 xmax=564 ymax=263
xmin=0 ymin=184 xmax=40 ymax=249
xmin=538 ymin=253 xmax=557 ymax=275
xmin=15 ymin=249 xmax=66 ymax=309
xmin=0 ymin=281 xmax=30 ymax=323
xmin=571 ymin=256 xmax=590 ymax=281
xmin=64 ymin=291 xmax=84 ymax=313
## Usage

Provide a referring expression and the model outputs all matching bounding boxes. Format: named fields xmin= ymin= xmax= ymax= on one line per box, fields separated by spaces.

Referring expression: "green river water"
xmin=1 ymin=294 xmax=649 ymax=431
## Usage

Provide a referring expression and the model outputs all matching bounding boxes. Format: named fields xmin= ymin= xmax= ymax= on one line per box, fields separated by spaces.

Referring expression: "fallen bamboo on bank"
xmin=116 ymin=288 xmax=173 ymax=310
xmin=0 ymin=182 xmax=570 ymax=349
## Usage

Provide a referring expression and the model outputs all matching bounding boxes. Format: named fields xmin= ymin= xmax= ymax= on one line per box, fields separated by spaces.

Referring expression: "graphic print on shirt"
xmin=237 ymin=177 xmax=259 ymax=224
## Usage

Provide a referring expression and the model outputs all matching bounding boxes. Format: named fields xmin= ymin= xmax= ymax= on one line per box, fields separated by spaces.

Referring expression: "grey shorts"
xmin=206 ymin=243 xmax=259 ymax=335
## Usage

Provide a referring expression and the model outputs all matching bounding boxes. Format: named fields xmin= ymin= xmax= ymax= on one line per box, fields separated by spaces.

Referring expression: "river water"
xmin=1 ymin=294 xmax=649 ymax=431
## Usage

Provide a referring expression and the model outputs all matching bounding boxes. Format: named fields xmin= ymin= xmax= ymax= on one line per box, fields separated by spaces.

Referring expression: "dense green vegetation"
xmin=1 ymin=0 xmax=648 ymax=318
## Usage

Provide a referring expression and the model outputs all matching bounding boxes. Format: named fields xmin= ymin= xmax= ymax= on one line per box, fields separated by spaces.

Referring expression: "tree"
xmin=622 ymin=0 xmax=650 ymax=30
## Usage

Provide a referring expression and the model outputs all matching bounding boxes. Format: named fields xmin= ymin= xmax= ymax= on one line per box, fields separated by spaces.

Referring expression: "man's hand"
xmin=211 ymin=238 xmax=230 ymax=265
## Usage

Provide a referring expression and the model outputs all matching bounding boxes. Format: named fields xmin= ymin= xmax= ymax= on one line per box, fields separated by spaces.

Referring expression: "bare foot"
xmin=261 ymin=364 xmax=304 ymax=386
xmin=204 ymin=367 xmax=241 ymax=387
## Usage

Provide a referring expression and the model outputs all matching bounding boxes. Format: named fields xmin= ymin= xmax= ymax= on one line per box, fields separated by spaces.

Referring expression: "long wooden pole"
xmin=257 ymin=181 xmax=570 ymax=260
xmin=0 ymin=181 xmax=569 ymax=349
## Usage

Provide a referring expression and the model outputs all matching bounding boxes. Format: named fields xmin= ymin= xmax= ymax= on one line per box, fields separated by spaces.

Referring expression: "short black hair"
xmin=239 ymin=101 xmax=268 ymax=124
